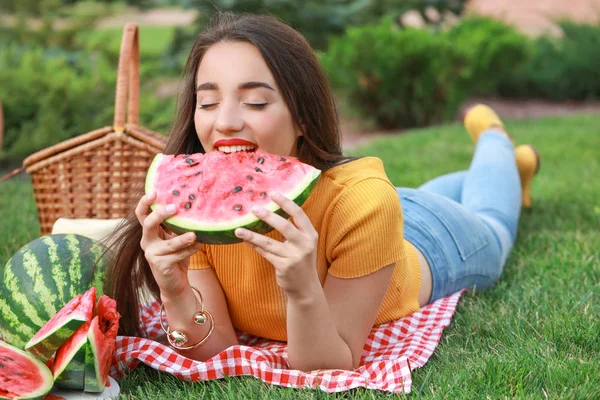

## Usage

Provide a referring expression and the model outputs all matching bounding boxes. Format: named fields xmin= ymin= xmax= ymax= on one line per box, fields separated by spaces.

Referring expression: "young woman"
xmin=107 ymin=13 xmax=540 ymax=372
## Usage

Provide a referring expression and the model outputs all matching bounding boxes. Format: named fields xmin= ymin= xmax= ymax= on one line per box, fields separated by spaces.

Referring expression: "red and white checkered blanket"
xmin=112 ymin=290 xmax=464 ymax=394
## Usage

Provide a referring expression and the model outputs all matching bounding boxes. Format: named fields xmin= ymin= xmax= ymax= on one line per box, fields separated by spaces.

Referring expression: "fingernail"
xmin=166 ymin=204 xmax=176 ymax=213
xmin=235 ymin=228 xmax=245 ymax=237
xmin=271 ymin=192 xmax=281 ymax=200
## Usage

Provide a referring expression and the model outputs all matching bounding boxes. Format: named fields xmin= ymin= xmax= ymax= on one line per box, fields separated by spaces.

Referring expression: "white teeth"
xmin=217 ymin=145 xmax=256 ymax=153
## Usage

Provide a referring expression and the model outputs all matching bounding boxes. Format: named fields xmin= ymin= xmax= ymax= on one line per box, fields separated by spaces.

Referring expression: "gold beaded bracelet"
xmin=159 ymin=285 xmax=215 ymax=350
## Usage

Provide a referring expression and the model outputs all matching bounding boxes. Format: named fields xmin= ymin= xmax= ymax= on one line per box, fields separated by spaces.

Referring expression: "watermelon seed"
xmin=258 ymin=157 xmax=265 ymax=164
xmin=280 ymin=157 xmax=287 ymax=161
xmin=260 ymin=192 xmax=267 ymax=198
xmin=189 ymin=194 xmax=196 ymax=200
xmin=195 ymin=171 xmax=203 ymax=176
xmin=185 ymin=202 xmax=192 ymax=209
xmin=172 ymin=190 xmax=180 ymax=196
xmin=234 ymin=205 xmax=243 ymax=211
xmin=185 ymin=158 xmax=199 ymax=167
xmin=246 ymin=175 xmax=253 ymax=180
xmin=233 ymin=186 xmax=243 ymax=194
xmin=255 ymin=167 xmax=263 ymax=173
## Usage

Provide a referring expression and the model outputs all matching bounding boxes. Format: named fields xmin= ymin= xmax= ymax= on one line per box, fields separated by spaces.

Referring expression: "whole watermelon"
xmin=0 ymin=234 xmax=109 ymax=349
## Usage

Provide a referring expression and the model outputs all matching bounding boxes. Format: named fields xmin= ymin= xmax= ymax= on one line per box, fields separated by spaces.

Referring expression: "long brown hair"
xmin=107 ymin=12 xmax=355 ymax=337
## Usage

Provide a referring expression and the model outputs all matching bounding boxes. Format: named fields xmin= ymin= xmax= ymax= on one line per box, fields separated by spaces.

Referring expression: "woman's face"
xmin=194 ymin=41 xmax=302 ymax=156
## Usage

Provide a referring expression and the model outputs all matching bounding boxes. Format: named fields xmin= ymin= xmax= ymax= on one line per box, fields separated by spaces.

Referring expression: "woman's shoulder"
xmin=325 ymin=156 xmax=391 ymax=185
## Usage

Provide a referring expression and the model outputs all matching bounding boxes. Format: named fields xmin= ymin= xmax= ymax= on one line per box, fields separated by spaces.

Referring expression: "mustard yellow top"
xmin=190 ymin=157 xmax=421 ymax=341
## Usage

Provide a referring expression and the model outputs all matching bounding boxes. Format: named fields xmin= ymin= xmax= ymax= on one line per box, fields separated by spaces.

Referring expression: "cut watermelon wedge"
xmin=145 ymin=150 xmax=321 ymax=244
xmin=0 ymin=340 xmax=54 ymax=400
xmin=24 ymin=287 xmax=96 ymax=362
xmin=51 ymin=321 xmax=90 ymax=390
xmin=83 ymin=295 xmax=121 ymax=393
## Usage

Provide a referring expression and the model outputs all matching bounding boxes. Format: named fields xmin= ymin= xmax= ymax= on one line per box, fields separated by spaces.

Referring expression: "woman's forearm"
xmin=161 ymin=287 xmax=238 ymax=361
xmin=286 ymin=280 xmax=354 ymax=371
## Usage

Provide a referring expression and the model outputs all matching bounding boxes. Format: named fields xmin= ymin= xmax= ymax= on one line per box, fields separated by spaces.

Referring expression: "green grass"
xmin=1 ymin=113 xmax=599 ymax=399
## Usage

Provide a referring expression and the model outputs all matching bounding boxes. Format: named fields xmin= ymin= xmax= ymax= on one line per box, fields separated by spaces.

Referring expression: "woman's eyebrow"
xmin=197 ymin=82 xmax=217 ymax=92
xmin=196 ymin=81 xmax=275 ymax=92
xmin=239 ymin=81 xmax=275 ymax=91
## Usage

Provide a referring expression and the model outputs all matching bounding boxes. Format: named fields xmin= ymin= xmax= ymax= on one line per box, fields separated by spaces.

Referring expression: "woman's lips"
xmin=214 ymin=138 xmax=257 ymax=147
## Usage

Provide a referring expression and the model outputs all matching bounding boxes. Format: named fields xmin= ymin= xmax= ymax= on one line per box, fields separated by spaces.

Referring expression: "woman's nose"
xmin=215 ymin=102 xmax=244 ymax=133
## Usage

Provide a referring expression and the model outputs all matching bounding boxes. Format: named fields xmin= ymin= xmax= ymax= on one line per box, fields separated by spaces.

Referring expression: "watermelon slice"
xmin=83 ymin=295 xmax=120 ymax=393
xmin=0 ymin=340 xmax=54 ymax=399
xmin=145 ymin=150 xmax=321 ymax=244
xmin=51 ymin=321 xmax=90 ymax=390
xmin=52 ymin=295 xmax=120 ymax=393
xmin=24 ymin=287 xmax=96 ymax=362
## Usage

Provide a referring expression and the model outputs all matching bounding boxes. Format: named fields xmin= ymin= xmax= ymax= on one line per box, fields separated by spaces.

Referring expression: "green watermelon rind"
xmin=83 ymin=325 xmax=114 ymax=393
xmin=83 ymin=295 xmax=119 ymax=394
xmin=0 ymin=234 xmax=108 ymax=349
xmin=23 ymin=315 xmax=87 ymax=362
xmin=54 ymin=348 xmax=85 ymax=390
xmin=52 ymin=323 xmax=89 ymax=390
xmin=83 ymin=340 xmax=101 ymax=393
xmin=0 ymin=340 xmax=54 ymax=400
xmin=146 ymin=153 xmax=321 ymax=244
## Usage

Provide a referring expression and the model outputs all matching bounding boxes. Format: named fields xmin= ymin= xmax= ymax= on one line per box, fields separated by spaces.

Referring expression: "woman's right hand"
xmin=135 ymin=191 xmax=202 ymax=297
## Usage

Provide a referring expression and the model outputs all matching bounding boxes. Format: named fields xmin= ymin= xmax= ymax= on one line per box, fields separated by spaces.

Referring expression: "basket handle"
xmin=113 ymin=23 xmax=140 ymax=130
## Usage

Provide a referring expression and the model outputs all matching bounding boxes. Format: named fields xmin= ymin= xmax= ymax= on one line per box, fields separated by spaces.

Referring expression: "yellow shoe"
xmin=515 ymin=145 xmax=541 ymax=209
xmin=464 ymin=104 xmax=540 ymax=208
xmin=463 ymin=104 xmax=509 ymax=143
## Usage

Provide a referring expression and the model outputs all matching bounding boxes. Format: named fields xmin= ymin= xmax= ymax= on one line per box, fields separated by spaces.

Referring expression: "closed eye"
xmin=198 ymin=103 xmax=218 ymax=110
xmin=246 ymin=103 xmax=268 ymax=110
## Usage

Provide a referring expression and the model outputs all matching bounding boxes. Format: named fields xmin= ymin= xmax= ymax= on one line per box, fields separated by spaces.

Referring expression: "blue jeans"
xmin=397 ymin=131 xmax=521 ymax=304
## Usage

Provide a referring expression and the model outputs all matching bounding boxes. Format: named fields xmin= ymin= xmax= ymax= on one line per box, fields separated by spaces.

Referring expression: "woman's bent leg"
xmin=397 ymin=131 xmax=521 ymax=303
xmin=461 ymin=130 xmax=521 ymax=264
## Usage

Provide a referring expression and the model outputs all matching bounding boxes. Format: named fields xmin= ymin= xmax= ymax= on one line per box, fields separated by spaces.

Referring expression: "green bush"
xmin=0 ymin=44 xmax=174 ymax=163
xmin=444 ymin=16 xmax=531 ymax=96
xmin=0 ymin=45 xmax=115 ymax=160
xmin=186 ymin=0 xmax=467 ymax=51
xmin=189 ymin=0 xmax=365 ymax=50
xmin=499 ymin=21 xmax=600 ymax=100
xmin=321 ymin=17 xmax=466 ymax=129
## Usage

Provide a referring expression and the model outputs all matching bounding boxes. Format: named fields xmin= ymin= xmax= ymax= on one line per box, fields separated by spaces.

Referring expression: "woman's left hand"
xmin=234 ymin=192 xmax=319 ymax=300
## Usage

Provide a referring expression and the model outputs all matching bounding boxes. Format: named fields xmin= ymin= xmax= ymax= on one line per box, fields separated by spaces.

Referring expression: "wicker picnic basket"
xmin=17 ymin=23 xmax=166 ymax=235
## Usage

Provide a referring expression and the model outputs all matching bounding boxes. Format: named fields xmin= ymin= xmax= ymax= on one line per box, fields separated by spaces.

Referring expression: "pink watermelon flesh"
xmin=84 ymin=295 xmax=120 ymax=393
xmin=25 ymin=286 xmax=96 ymax=362
xmin=145 ymin=150 xmax=321 ymax=244
xmin=0 ymin=340 xmax=54 ymax=399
